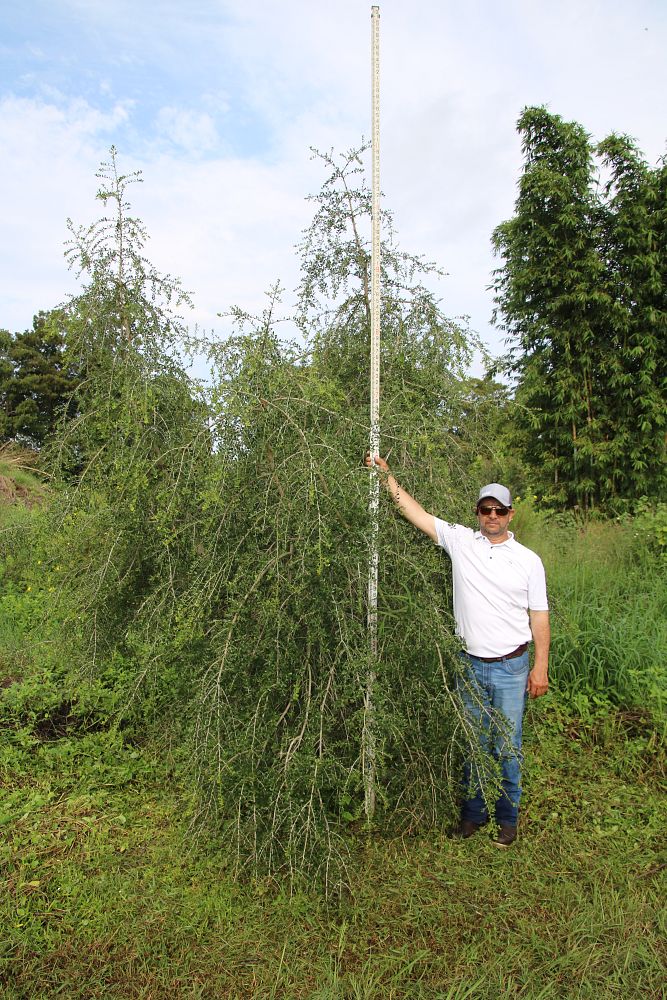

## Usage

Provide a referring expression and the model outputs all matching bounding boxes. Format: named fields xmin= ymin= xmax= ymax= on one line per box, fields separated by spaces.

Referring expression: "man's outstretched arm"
xmin=366 ymin=454 xmax=438 ymax=543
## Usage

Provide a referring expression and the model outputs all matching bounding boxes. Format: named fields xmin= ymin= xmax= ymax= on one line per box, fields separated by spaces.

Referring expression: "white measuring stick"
xmin=364 ymin=4 xmax=381 ymax=822
xmin=368 ymin=4 xmax=381 ymax=642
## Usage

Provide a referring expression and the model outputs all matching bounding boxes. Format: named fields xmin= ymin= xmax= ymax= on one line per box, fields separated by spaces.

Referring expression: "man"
xmin=366 ymin=454 xmax=550 ymax=847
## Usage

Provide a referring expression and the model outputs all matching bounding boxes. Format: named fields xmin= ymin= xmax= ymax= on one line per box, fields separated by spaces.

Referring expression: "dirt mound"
xmin=0 ymin=472 xmax=43 ymax=506
xmin=0 ymin=445 xmax=47 ymax=507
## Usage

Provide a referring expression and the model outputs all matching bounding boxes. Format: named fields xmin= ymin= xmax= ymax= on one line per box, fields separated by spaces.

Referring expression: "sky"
xmin=1 ymin=0 xmax=665 ymax=378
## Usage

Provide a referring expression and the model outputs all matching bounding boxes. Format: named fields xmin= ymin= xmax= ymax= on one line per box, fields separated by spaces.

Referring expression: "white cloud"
xmin=154 ymin=106 xmax=220 ymax=154
xmin=0 ymin=94 xmax=136 ymax=329
xmin=0 ymin=87 xmax=318 ymax=375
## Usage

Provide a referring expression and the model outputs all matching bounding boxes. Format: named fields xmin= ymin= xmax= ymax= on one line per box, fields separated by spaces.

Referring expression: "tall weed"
xmin=514 ymin=500 xmax=667 ymax=712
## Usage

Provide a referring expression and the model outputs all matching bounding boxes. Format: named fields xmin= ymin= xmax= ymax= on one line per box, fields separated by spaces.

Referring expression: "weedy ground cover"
xmin=1 ymin=508 xmax=666 ymax=998
xmin=1 ymin=696 xmax=665 ymax=999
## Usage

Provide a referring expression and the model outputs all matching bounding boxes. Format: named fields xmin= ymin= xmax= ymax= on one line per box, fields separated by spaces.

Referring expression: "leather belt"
xmin=467 ymin=642 xmax=528 ymax=663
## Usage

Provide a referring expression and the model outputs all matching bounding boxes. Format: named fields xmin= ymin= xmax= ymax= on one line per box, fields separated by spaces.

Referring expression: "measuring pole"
xmin=364 ymin=4 xmax=381 ymax=822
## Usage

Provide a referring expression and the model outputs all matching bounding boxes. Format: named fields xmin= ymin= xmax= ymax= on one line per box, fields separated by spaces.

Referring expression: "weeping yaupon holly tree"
xmin=43 ymin=147 xmax=498 ymax=893
xmin=185 ymin=147 xmax=496 ymax=890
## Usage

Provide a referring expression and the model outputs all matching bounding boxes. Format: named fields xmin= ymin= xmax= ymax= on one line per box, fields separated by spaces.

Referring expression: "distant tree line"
xmin=0 ymin=310 xmax=79 ymax=448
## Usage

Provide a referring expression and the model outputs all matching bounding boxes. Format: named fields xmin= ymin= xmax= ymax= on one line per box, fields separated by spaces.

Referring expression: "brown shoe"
xmin=493 ymin=824 xmax=517 ymax=848
xmin=451 ymin=818 xmax=488 ymax=839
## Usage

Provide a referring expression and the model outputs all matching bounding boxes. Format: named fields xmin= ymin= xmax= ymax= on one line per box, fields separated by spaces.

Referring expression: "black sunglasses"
xmin=477 ymin=504 xmax=510 ymax=517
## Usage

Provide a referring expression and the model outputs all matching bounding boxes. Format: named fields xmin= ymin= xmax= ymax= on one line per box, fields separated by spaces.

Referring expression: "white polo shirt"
xmin=434 ymin=518 xmax=549 ymax=658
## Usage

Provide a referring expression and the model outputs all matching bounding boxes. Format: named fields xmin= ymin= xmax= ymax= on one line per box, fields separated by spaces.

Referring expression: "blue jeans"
xmin=457 ymin=650 xmax=529 ymax=827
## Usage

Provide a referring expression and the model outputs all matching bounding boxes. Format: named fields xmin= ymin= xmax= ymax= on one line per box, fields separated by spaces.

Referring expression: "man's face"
xmin=476 ymin=498 xmax=514 ymax=542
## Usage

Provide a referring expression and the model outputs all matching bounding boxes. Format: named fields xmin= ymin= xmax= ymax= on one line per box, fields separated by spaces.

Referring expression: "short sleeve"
xmin=434 ymin=517 xmax=472 ymax=556
xmin=527 ymin=556 xmax=549 ymax=611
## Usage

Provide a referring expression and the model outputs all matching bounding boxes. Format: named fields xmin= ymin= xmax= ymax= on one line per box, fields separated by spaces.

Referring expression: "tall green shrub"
xmin=184 ymin=149 xmax=495 ymax=890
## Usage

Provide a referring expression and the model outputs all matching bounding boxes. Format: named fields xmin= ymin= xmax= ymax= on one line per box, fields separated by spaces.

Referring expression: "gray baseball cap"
xmin=478 ymin=483 xmax=512 ymax=508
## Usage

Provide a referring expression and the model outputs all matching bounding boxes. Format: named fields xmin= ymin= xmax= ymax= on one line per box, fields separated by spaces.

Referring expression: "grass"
xmin=1 ymin=502 xmax=666 ymax=997
xmin=1 ymin=698 xmax=665 ymax=999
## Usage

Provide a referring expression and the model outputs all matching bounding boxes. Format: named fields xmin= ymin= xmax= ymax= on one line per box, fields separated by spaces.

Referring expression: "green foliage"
xmin=0 ymin=310 xmax=80 ymax=448
xmin=65 ymin=146 xmax=192 ymax=360
xmin=456 ymin=376 xmax=535 ymax=498
xmin=492 ymin=106 xmax=666 ymax=508
xmin=513 ymin=499 xmax=667 ymax=716
xmin=0 ymin=501 xmax=118 ymax=747
xmin=623 ymin=497 xmax=667 ymax=557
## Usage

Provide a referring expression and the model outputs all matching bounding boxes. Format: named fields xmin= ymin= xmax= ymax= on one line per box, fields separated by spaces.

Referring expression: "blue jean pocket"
xmin=499 ymin=653 xmax=530 ymax=675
